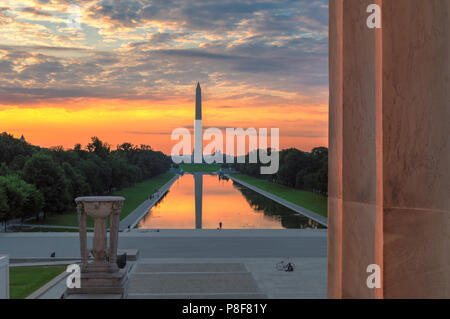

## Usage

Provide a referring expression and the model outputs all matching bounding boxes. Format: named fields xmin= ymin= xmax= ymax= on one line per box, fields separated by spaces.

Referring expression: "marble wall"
xmin=328 ymin=0 xmax=450 ymax=298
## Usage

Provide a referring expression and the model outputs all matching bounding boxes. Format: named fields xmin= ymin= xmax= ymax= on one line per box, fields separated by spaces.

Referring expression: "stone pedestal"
xmin=328 ymin=0 xmax=450 ymax=298
xmin=66 ymin=196 xmax=128 ymax=298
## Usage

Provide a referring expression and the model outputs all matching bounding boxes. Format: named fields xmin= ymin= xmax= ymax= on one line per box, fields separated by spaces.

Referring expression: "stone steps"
xmin=127 ymin=262 xmax=267 ymax=299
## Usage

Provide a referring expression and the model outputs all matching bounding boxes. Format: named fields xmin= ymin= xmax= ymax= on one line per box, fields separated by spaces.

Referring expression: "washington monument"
xmin=194 ymin=83 xmax=203 ymax=228
xmin=194 ymin=82 xmax=202 ymax=163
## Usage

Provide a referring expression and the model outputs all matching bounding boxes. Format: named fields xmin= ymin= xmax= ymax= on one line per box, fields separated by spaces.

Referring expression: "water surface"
xmin=137 ymin=174 xmax=324 ymax=229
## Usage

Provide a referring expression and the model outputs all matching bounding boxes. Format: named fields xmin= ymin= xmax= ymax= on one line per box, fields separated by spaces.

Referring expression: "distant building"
xmin=20 ymin=135 xmax=25 ymax=142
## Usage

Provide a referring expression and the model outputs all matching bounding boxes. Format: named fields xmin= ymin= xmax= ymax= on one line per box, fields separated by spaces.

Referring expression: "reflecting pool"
xmin=137 ymin=174 xmax=325 ymax=229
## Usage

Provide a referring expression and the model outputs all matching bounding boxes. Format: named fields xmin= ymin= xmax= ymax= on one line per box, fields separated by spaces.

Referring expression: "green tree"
xmin=310 ymin=147 xmax=328 ymax=194
xmin=109 ymin=153 xmax=140 ymax=190
xmin=232 ymin=146 xmax=328 ymax=195
xmin=0 ymin=163 xmax=10 ymax=176
xmin=0 ymin=175 xmax=26 ymax=223
xmin=77 ymin=154 xmax=112 ymax=194
xmin=0 ymin=133 xmax=172 ymax=225
xmin=277 ymin=149 xmax=309 ymax=187
xmin=62 ymin=162 xmax=91 ymax=198
xmin=22 ymin=184 xmax=44 ymax=222
xmin=87 ymin=136 xmax=111 ymax=159
xmin=0 ymin=132 xmax=36 ymax=164
xmin=0 ymin=184 xmax=10 ymax=231
xmin=23 ymin=152 xmax=70 ymax=218
xmin=295 ymin=169 xmax=308 ymax=189
xmin=0 ymin=176 xmax=44 ymax=225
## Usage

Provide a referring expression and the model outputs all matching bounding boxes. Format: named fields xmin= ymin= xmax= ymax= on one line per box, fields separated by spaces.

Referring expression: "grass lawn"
xmin=231 ymin=173 xmax=328 ymax=217
xmin=114 ymin=172 xmax=175 ymax=221
xmin=180 ymin=163 xmax=221 ymax=172
xmin=31 ymin=172 xmax=175 ymax=228
xmin=9 ymin=265 xmax=66 ymax=299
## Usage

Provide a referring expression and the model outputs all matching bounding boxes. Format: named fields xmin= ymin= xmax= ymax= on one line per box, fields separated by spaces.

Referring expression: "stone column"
xmin=109 ymin=201 xmax=122 ymax=272
xmin=77 ymin=202 xmax=88 ymax=271
xmin=92 ymin=216 xmax=107 ymax=265
xmin=329 ymin=0 xmax=450 ymax=298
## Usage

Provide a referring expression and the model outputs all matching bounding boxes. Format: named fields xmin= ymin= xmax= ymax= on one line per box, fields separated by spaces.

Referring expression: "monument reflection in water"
xmin=137 ymin=174 xmax=325 ymax=229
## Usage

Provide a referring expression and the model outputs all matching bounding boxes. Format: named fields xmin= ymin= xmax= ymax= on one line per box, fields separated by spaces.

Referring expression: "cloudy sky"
xmin=0 ymin=0 xmax=328 ymax=153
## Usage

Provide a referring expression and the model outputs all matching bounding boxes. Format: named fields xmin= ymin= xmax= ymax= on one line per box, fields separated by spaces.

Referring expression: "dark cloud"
xmin=0 ymin=61 xmax=13 ymax=74
xmin=178 ymin=1 xmax=283 ymax=31
xmin=0 ymin=45 xmax=89 ymax=52
xmin=21 ymin=7 xmax=52 ymax=17
xmin=0 ymin=85 xmax=130 ymax=104
xmin=89 ymin=0 xmax=144 ymax=27
xmin=86 ymin=0 xmax=328 ymax=34
xmin=0 ymin=0 xmax=329 ymax=105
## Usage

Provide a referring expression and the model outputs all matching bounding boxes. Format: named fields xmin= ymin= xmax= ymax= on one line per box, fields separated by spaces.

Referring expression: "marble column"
xmin=329 ymin=0 xmax=450 ymax=298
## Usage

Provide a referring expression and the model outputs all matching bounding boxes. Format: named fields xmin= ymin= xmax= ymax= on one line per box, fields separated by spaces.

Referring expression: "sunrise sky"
xmin=0 ymin=0 xmax=328 ymax=154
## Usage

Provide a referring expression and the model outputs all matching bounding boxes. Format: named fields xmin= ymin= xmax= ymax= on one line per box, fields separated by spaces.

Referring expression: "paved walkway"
xmin=0 ymin=229 xmax=326 ymax=259
xmin=36 ymin=255 xmax=327 ymax=299
xmin=127 ymin=257 xmax=326 ymax=299
xmin=7 ymin=224 xmax=93 ymax=231
xmin=119 ymin=174 xmax=180 ymax=231
xmin=2 ymin=230 xmax=327 ymax=299
xmin=226 ymin=175 xmax=328 ymax=226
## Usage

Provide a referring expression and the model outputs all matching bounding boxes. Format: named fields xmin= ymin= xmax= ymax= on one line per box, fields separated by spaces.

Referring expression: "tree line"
xmin=0 ymin=132 xmax=170 ymax=227
xmin=230 ymin=147 xmax=328 ymax=195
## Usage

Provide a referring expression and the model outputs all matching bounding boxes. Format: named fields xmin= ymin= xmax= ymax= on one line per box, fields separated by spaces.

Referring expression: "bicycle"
xmin=276 ymin=258 xmax=296 ymax=272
